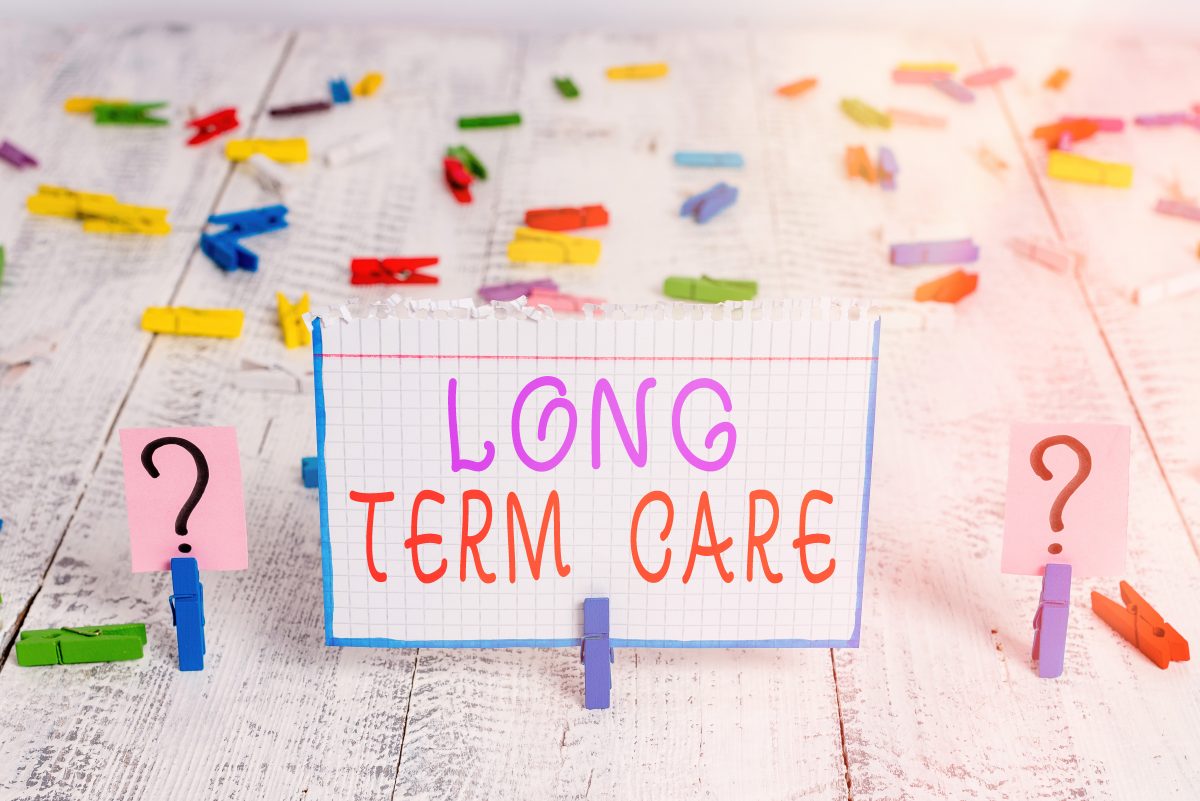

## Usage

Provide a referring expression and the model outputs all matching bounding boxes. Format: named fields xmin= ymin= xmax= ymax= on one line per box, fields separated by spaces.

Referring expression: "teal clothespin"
xmin=93 ymin=102 xmax=169 ymax=126
xmin=15 ymin=623 xmax=147 ymax=666
xmin=663 ymin=275 xmax=758 ymax=303
xmin=445 ymin=145 xmax=487 ymax=180
xmin=553 ymin=76 xmax=580 ymax=99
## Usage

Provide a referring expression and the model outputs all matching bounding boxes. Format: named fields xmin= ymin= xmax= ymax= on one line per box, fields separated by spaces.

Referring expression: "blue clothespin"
xmin=200 ymin=205 xmax=289 ymax=272
xmin=1033 ymin=563 xmax=1071 ymax=679
xmin=581 ymin=597 xmax=613 ymax=710
xmin=680 ymin=182 xmax=738 ymax=224
xmin=329 ymin=77 xmax=352 ymax=104
xmin=169 ymin=556 xmax=206 ymax=671
xmin=301 ymin=456 xmax=319 ymax=488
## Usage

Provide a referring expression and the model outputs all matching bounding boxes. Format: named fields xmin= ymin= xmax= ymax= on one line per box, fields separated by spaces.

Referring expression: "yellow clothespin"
xmin=896 ymin=62 xmax=957 ymax=73
xmin=605 ymin=63 xmax=669 ymax=80
xmin=276 ymin=292 xmax=312 ymax=349
xmin=353 ymin=72 xmax=384 ymax=97
xmin=225 ymin=139 xmax=309 ymax=164
xmin=141 ymin=307 xmax=244 ymax=338
xmin=27 ymin=185 xmax=118 ymax=219
xmin=507 ymin=227 xmax=601 ymax=265
xmin=1047 ymin=151 xmax=1132 ymax=188
xmin=82 ymin=203 xmax=171 ymax=235
xmin=63 ymin=97 xmax=128 ymax=114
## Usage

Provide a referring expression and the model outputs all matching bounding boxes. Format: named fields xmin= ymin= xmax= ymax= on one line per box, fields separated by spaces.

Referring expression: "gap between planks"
xmin=973 ymin=37 xmax=1200 ymax=564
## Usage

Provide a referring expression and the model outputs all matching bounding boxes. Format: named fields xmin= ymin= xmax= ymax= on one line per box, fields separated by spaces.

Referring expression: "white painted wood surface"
xmin=0 ymin=23 xmax=1198 ymax=801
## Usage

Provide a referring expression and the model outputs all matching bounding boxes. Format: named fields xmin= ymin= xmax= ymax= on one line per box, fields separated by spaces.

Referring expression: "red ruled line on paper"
xmin=317 ymin=353 xmax=878 ymax=362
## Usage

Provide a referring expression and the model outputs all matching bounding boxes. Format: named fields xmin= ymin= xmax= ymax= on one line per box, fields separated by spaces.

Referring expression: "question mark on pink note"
xmin=1029 ymin=434 xmax=1092 ymax=556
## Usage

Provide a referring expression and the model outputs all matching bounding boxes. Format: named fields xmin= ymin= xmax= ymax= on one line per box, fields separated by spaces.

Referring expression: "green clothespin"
xmin=93 ymin=102 xmax=169 ymax=126
xmin=839 ymin=97 xmax=891 ymax=129
xmin=553 ymin=76 xmax=580 ymax=99
xmin=457 ymin=112 xmax=521 ymax=129
xmin=0 ymin=244 xmax=5 ymax=288
xmin=446 ymin=145 xmax=487 ymax=180
xmin=663 ymin=275 xmax=758 ymax=303
xmin=15 ymin=623 xmax=147 ymax=666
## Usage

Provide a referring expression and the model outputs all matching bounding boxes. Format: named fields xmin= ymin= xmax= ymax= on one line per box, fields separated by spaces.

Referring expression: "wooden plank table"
xmin=0 ymin=23 xmax=1197 ymax=801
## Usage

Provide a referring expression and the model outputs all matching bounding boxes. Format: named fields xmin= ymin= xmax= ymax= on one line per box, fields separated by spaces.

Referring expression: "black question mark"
xmin=140 ymin=437 xmax=209 ymax=555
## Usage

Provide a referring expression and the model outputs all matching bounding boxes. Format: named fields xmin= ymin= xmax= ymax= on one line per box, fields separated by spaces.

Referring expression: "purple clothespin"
xmin=877 ymin=146 xmax=898 ymax=191
xmin=961 ymin=65 xmax=1014 ymax=88
xmin=0 ymin=139 xmax=38 ymax=170
xmin=269 ymin=100 xmax=334 ymax=117
xmin=681 ymin=182 xmax=738 ymax=224
xmin=889 ymin=238 xmax=980 ymax=266
xmin=478 ymin=278 xmax=559 ymax=303
xmin=1032 ymin=563 xmax=1071 ymax=678
xmin=1135 ymin=112 xmax=1189 ymax=127
xmin=1155 ymin=198 xmax=1200 ymax=222
xmin=931 ymin=78 xmax=975 ymax=104
xmin=581 ymin=597 xmax=613 ymax=710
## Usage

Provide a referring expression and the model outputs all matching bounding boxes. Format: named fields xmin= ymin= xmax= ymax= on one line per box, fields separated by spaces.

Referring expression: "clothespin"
xmin=554 ymin=76 xmax=580 ymax=98
xmin=241 ymin=154 xmax=292 ymax=195
xmin=524 ymin=205 xmax=609 ymax=231
xmin=1061 ymin=116 xmax=1124 ymax=132
xmin=840 ymin=98 xmax=892 ymax=129
xmin=0 ymin=140 xmax=38 ymax=169
xmin=27 ymin=185 xmax=115 ymax=219
xmin=446 ymin=145 xmax=487 ymax=179
xmin=877 ymin=146 xmax=898 ymax=191
xmin=81 ymin=202 xmax=171 ymax=235
xmin=63 ymin=96 xmax=127 ymax=113
xmin=673 ymin=151 xmax=745 ymax=168
xmin=329 ymin=77 xmax=352 ymax=104
xmin=914 ymin=269 xmax=978 ymax=303
xmin=1135 ymin=112 xmax=1192 ymax=127
xmin=141 ymin=307 xmax=245 ymax=338
xmin=1091 ymin=582 xmax=1189 ymax=669
xmin=892 ymin=69 xmax=951 ymax=85
xmin=527 ymin=287 xmax=605 ymax=312
xmin=200 ymin=205 xmax=289 ymax=272
xmin=1008 ymin=236 xmax=1082 ymax=273
xmin=962 ymin=65 xmax=1014 ymax=87
xmin=890 ymin=238 xmax=980 ymax=266
xmin=1046 ymin=151 xmax=1132 ymax=188
xmin=269 ymin=100 xmax=332 ymax=117
xmin=1044 ymin=68 xmax=1071 ymax=91
xmin=353 ymin=72 xmax=384 ymax=97
xmin=975 ymin=145 xmax=1008 ymax=176
xmin=1155 ymin=199 xmax=1200 ymax=222
xmin=169 ymin=556 xmax=205 ymax=671
xmin=1033 ymin=119 xmax=1100 ymax=149
xmin=845 ymin=146 xmax=877 ymax=183
xmin=225 ymin=138 xmax=308 ymax=164
xmin=325 ymin=130 xmax=393 ymax=167
xmin=886 ymin=107 xmax=947 ymax=128
xmin=581 ymin=597 xmax=614 ymax=710
xmin=896 ymin=61 xmax=957 ymax=73
xmin=776 ymin=77 xmax=817 ymax=97
xmin=931 ymin=78 xmax=975 ymax=104
xmin=1033 ymin=563 xmax=1072 ymax=678
xmin=301 ymin=456 xmax=319 ymax=488
xmin=457 ymin=113 xmax=522 ymax=129
xmin=350 ymin=257 xmax=440 ymax=285
xmin=605 ymin=63 xmax=668 ymax=80
xmin=680 ymin=182 xmax=739 ymax=224
xmin=663 ymin=275 xmax=758 ymax=303
xmin=507 ymin=228 xmax=602 ymax=265
xmin=478 ymin=278 xmax=559 ymax=303
xmin=277 ymin=292 xmax=311 ymax=348
xmin=444 ymin=157 xmax=473 ymax=203
xmin=186 ymin=107 xmax=239 ymax=146
xmin=1134 ymin=268 xmax=1200 ymax=305
xmin=93 ymin=101 xmax=168 ymax=126
xmin=14 ymin=623 xmax=147 ymax=667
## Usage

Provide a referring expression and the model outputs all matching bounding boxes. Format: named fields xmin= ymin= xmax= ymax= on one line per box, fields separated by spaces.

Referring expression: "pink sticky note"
xmin=1002 ymin=422 xmax=1129 ymax=577
xmin=119 ymin=426 xmax=248 ymax=572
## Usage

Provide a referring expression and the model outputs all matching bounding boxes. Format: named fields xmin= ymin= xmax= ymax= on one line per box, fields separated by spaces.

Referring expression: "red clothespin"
xmin=349 ymin=257 xmax=440 ymax=285
xmin=1091 ymin=582 xmax=1189 ymax=669
xmin=444 ymin=157 xmax=472 ymax=203
xmin=186 ymin=107 xmax=239 ymax=146
xmin=524 ymin=205 xmax=609 ymax=231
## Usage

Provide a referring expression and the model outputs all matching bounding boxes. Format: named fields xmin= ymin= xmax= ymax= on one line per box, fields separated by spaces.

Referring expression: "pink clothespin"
xmin=527 ymin=288 xmax=605 ymax=312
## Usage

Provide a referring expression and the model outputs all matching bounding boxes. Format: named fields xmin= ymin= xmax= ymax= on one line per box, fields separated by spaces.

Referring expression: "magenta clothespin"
xmin=0 ymin=139 xmax=38 ymax=169
xmin=889 ymin=238 xmax=980 ymax=266
xmin=478 ymin=278 xmax=559 ymax=303
xmin=931 ymin=78 xmax=975 ymax=103
xmin=961 ymin=65 xmax=1014 ymax=88
xmin=877 ymin=146 xmax=898 ymax=191
xmin=581 ymin=597 xmax=613 ymax=710
xmin=527 ymin=287 xmax=605 ymax=312
xmin=1154 ymin=199 xmax=1200 ymax=222
xmin=1032 ymin=563 xmax=1071 ymax=678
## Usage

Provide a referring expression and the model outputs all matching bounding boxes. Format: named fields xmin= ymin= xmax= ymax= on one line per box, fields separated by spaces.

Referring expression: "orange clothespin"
xmin=1091 ymin=582 xmax=1189 ymax=669
xmin=844 ymin=145 xmax=876 ymax=183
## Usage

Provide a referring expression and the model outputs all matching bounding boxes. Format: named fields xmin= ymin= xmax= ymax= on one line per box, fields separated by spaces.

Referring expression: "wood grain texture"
xmin=1 ymin=23 xmax=1198 ymax=801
